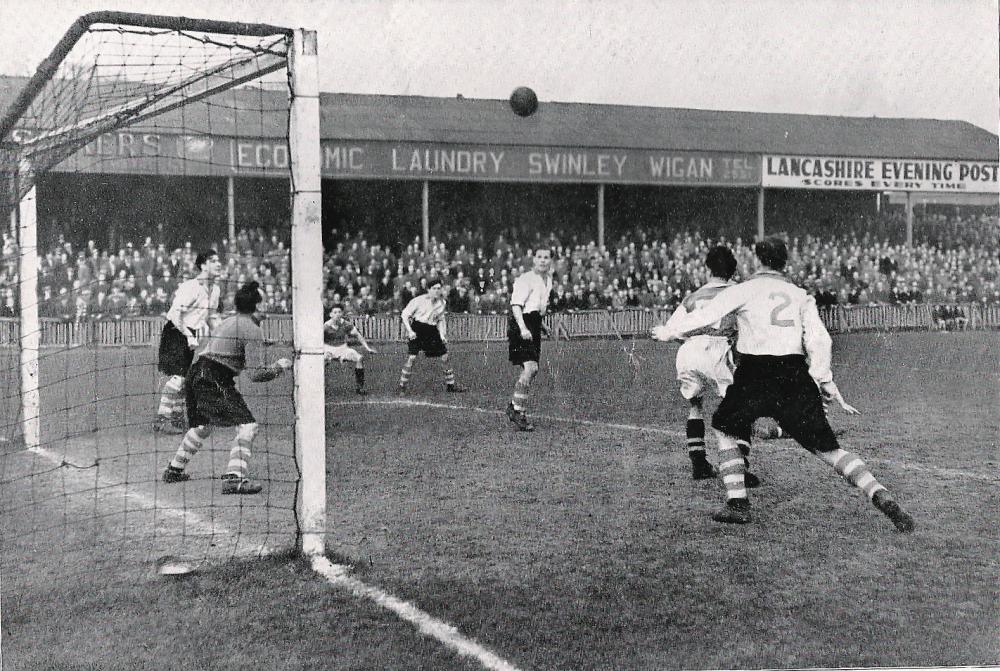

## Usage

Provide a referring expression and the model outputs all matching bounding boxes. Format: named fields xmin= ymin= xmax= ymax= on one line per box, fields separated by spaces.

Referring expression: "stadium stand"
xmin=1 ymin=210 xmax=997 ymax=321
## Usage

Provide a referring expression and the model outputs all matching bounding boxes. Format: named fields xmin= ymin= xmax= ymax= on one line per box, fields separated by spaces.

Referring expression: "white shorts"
xmin=324 ymin=344 xmax=362 ymax=364
xmin=675 ymin=336 xmax=733 ymax=400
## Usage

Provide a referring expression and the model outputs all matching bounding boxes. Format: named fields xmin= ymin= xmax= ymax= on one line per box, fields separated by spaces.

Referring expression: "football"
xmin=509 ymin=86 xmax=539 ymax=117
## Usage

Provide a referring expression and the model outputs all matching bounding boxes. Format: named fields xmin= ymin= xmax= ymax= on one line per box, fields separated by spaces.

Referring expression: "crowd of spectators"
xmin=0 ymin=210 xmax=997 ymax=322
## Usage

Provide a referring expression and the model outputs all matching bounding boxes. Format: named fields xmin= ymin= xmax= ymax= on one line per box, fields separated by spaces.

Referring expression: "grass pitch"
xmin=2 ymin=331 xmax=998 ymax=670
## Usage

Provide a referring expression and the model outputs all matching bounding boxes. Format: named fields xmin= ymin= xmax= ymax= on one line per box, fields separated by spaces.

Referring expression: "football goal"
xmin=0 ymin=11 xmax=326 ymax=587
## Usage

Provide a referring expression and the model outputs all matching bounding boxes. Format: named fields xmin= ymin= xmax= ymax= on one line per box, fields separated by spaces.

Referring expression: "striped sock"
xmin=169 ymin=427 xmax=208 ymax=471
xmin=822 ymin=449 xmax=886 ymax=500
xmin=736 ymin=438 xmax=752 ymax=469
xmin=686 ymin=419 xmax=706 ymax=460
xmin=224 ymin=440 xmax=252 ymax=479
xmin=158 ymin=376 xmax=184 ymax=419
xmin=444 ymin=369 xmax=456 ymax=386
xmin=398 ymin=363 xmax=413 ymax=388
xmin=715 ymin=432 xmax=748 ymax=501
xmin=512 ymin=380 xmax=530 ymax=412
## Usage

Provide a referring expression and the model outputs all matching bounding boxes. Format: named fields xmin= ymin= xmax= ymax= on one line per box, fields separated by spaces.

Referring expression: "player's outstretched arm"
xmin=354 ymin=327 xmax=377 ymax=353
xmin=250 ymin=357 xmax=292 ymax=383
xmin=651 ymin=304 xmax=688 ymax=341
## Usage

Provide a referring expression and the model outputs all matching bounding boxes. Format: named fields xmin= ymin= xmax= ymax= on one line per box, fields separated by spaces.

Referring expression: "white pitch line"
xmin=26 ymin=444 xmax=228 ymax=538
xmin=327 ymin=397 xmax=998 ymax=483
xmin=20 ymin=443 xmax=522 ymax=671
xmin=328 ymin=397 xmax=687 ymax=438
xmin=312 ymin=556 xmax=523 ymax=671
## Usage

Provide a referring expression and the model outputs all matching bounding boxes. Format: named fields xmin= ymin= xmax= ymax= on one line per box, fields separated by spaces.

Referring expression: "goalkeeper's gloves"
xmin=819 ymin=381 xmax=860 ymax=415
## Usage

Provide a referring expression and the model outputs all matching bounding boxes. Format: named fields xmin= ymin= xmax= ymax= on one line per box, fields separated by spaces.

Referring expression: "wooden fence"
xmin=1 ymin=303 xmax=997 ymax=347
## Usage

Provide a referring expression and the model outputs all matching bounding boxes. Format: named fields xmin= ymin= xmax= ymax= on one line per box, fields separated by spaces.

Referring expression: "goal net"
xmin=0 ymin=12 xmax=324 ymax=591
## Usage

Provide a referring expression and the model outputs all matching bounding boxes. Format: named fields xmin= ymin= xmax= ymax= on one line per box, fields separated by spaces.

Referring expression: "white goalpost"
xmin=288 ymin=28 xmax=327 ymax=557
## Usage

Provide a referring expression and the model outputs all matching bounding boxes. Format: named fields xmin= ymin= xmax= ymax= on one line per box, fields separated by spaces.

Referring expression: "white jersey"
xmin=166 ymin=278 xmax=220 ymax=336
xmin=663 ymin=280 xmax=737 ymax=399
xmin=510 ymin=270 xmax=552 ymax=315
xmin=669 ymin=270 xmax=834 ymax=384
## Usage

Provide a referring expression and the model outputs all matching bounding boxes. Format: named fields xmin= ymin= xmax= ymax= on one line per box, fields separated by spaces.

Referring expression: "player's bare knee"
xmin=194 ymin=425 xmax=212 ymax=439
xmin=237 ymin=422 xmax=258 ymax=443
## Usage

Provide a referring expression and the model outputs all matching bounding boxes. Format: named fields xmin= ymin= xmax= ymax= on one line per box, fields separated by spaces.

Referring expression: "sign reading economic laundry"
xmin=17 ymin=127 xmax=759 ymax=185
xmin=763 ymin=155 xmax=999 ymax=193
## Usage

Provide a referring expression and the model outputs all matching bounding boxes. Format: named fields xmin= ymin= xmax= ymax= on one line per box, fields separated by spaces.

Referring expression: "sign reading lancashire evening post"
xmin=763 ymin=155 xmax=999 ymax=193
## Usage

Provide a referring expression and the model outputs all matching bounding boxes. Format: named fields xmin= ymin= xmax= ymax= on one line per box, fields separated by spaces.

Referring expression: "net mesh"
xmin=0 ymin=15 xmax=298 ymax=590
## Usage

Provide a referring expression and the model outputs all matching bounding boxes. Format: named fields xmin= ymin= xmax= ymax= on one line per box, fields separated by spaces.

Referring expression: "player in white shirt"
xmin=323 ymin=304 xmax=377 ymax=395
xmin=506 ymin=248 xmax=553 ymax=431
xmin=652 ymin=238 xmax=914 ymax=532
xmin=153 ymin=250 xmax=222 ymax=434
xmin=657 ymin=246 xmax=758 ymax=486
xmin=397 ymin=280 xmax=465 ymax=393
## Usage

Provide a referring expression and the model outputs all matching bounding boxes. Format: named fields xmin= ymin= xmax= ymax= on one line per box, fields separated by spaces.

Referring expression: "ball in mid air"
xmin=509 ymin=86 xmax=539 ymax=117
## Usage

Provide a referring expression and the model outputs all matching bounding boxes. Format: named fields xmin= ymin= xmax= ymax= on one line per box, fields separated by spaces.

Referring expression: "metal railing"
xmin=1 ymin=303 xmax=997 ymax=347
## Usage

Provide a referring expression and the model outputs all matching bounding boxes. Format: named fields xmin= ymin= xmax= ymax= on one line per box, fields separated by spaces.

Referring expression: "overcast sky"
xmin=0 ymin=0 xmax=997 ymax=133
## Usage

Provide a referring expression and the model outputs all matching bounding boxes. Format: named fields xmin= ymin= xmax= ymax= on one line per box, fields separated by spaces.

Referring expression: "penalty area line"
xmin=327 ymin=398 xmax=996 ymax=483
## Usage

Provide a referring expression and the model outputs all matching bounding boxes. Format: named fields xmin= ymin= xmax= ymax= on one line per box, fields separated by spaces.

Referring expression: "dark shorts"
xmin=508 ymin=312 xmax=542 ymax=365
xmin=157 ymin=322 xmax=194 ymax=377
xmin=185 ymin=357 xmax=255 ymax=428
xmin=712 ymin=353 xmax=839 ymax=454
xmin=407 ymin=320 xmax=447 ymax=358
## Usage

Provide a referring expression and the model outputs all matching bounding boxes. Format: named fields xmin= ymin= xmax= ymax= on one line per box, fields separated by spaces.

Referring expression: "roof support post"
xmin=905 ymin=191 xmax=914 ymax=248
xmin=227 ymin=176 xmax=236 ymax=243
xmin=597 ymin=183 xmax=605 ymax=251
xmin=421 ymin=180 xmax=430 ymax=253
xmin=756 ymin=187 xmax=765 ymax=240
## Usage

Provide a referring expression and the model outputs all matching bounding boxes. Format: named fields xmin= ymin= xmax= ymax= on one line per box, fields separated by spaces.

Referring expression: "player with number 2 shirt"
xmin=652 ymin=237 xmax=914 ymax=532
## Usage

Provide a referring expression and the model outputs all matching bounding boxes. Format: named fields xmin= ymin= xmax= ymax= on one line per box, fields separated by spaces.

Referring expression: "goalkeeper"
xmin=161 ymin=281 xmax=291 ymax=495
